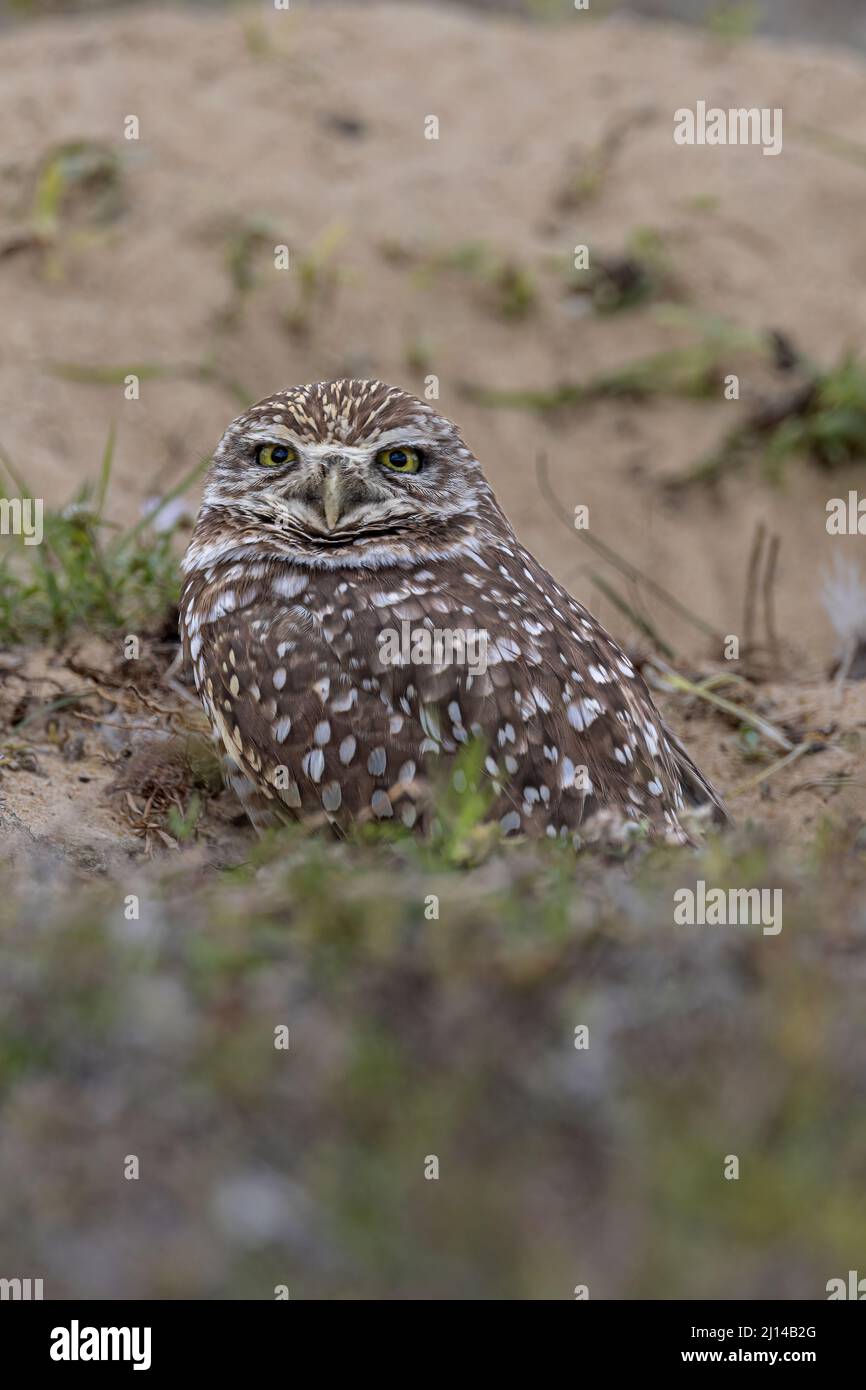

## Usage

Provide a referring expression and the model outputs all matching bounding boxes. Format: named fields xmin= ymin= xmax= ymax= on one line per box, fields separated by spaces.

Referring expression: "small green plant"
xmin=0 ymin=431 xmax=204 ymax=645
xmin=46 ymin=357 xmax=253 ymax=412
xmin=241 ymin=15 xmax=275 ymax=59
xmin=674 ymin=353 xmax=866 ymax=488
xmin=239 ymin=4 xmax=296 ymax=60
xmin=468 ymin=344 xmax=726 ymax=411
xmin=418 ymin=241 xmax=537 ymax=321
xmin=425 ymin=738 xmax=501 ymax=867
xmin=468 ymin=313 xmax=764 ymax=411
xmin=281 ymin=223 xmax=347 ymax=337
xmin=562 ymin=227 xmax=679 ymax=316
xmin=707 ymin=1 xmax=759 ymax=43
xmin=9 ymin=139 xmax=128 ymax=275
xmin=554 ymin=106 xmax=649 ymax=212
xmin=404 ymin=335 xmax=435 ymax=374
xmin=219 ymin=214 xmax=284 ymax=325
xmin=167 ymin=792 xmax=202 ymax=843
xmin=33 ymin=141 xmax=124 ymax=230
xmin=766 ymin=355 xmax=866 ymax=472
xmin=682 ymin=192 xmax=721 ymax=214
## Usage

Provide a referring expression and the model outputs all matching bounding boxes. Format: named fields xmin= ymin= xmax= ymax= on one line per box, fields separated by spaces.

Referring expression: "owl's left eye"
xmin=256 ymin=443 xmax=296 ymax=468
xmin=376 ymin=446 xmax=422 ymax=474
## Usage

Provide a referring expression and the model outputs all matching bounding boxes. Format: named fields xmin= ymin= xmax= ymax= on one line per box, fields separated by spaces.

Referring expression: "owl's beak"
xmin=321 ymin=469 xmax=346 ymax=531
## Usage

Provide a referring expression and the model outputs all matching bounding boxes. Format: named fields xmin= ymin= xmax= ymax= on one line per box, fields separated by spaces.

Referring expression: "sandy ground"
xmin=1 ymin=1 xmax=866 ymax=856
xmin=1 ymin=3 xmax=866 ymax=656
xmin=2 ymin=638 xmax=864 ymax=868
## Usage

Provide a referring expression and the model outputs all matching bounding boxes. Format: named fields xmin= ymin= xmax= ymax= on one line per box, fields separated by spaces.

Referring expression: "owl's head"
xmin=187 ymin=380 xmax=498 ymax=572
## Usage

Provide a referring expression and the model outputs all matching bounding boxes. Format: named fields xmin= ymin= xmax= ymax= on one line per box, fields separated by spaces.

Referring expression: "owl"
xmin=180 ymin=380 xmax=726 ymax=843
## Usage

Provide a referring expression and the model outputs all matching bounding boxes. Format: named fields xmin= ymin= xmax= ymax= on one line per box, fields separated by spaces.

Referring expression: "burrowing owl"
xmin=180 ymin=380 xmax=725 ymax=842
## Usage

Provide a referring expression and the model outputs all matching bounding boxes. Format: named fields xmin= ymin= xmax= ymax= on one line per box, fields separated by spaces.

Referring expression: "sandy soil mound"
xmin=1 ymin=1 xmax=866 ymax=672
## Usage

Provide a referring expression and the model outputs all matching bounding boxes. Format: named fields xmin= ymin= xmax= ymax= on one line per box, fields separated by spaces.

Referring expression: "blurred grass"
xmin=674 ymin=352 xmax=866 ymax=487
xmin=0 ymin=433 xmax=204 ymax=643
xmin=1 ymin=815 xmax=864 ymax=1299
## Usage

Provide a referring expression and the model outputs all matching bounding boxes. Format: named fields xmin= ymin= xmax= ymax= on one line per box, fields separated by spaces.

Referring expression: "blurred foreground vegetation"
xmin=1 ymin=817 xmax=865 ymax=1299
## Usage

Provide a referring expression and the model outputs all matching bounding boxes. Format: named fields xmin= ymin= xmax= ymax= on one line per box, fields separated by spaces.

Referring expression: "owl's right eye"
xmin=256 ymin=443 xmax=296 ymax=467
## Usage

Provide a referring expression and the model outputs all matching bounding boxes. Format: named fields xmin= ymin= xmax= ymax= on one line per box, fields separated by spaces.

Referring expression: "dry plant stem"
xmin=763 ymin=533 xmax=781 ymax=664
xmin=535 ymin=453 xmax=722 ymax=644
xmin=589 ymin=573 xmax=676 ymax=660
xmin=743 ymin=521 xmax=765 ymax=657
xmin=729 ymin=742 xmax=811 ymax=797
xmin=650 ymin=660 xmax=794 ymax=752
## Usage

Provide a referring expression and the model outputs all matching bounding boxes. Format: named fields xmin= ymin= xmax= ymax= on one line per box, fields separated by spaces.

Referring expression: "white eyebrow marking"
xmin=239 ymin=424 xmax=303 ymax=446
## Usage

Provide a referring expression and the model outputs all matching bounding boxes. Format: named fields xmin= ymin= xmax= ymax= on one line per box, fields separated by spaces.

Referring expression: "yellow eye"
xmin=376 ymin=446 xmax=422 ymax=474
xmin=256 ymin=443 xmax=296 ymax=467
